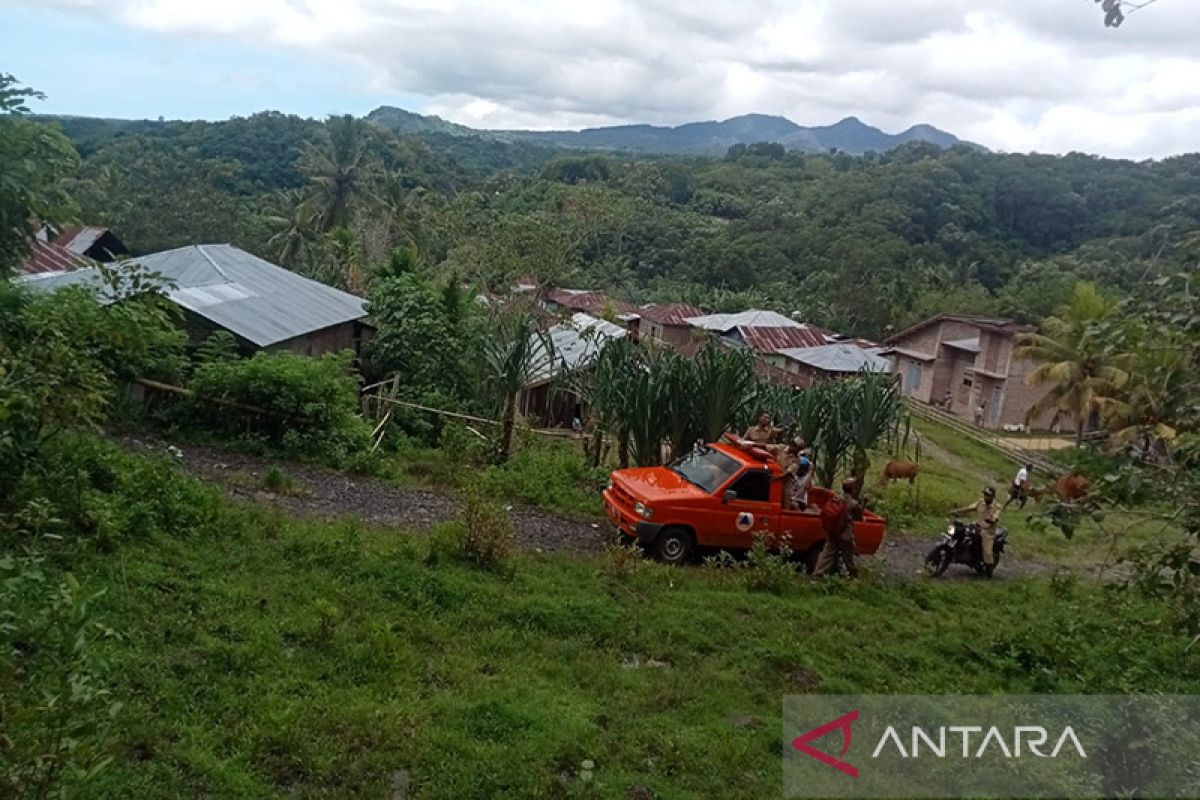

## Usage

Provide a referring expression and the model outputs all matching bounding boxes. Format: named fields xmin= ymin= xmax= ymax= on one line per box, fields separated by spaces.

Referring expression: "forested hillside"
xmin=43 ymin=111 xmax=1200 ymax=338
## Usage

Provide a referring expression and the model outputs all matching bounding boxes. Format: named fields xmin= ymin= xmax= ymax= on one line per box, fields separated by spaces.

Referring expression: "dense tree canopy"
xmin=29 ymin=103 xmax=1200 ymax=339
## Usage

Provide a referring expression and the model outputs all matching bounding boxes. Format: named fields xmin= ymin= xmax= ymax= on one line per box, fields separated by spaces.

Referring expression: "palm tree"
xmin=300 ymin=114 xmax=379 ymax=233
xmin=481 ymin=307 xmax=554 ymax=464
xmin=265 ymin=188 xmax=318 ymax=269
xmin=1106 ymin=344 xmax=1191 ymax=456
xmin=1015 ymin=282 xmax=1128 ymax=443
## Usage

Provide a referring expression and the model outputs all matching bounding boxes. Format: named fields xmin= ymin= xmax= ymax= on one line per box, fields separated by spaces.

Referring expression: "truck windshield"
xmin=671 ymin=449 xmax=741 ymax=494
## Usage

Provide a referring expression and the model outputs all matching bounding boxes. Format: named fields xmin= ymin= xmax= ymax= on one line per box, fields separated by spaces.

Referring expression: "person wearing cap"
xmin=813 ymin=478 xmax=864 ymax=577
xmin=953 ymin=486 xmax=1002 ymax=568
xmin=744 ymin=412 xmax=783 ymax=445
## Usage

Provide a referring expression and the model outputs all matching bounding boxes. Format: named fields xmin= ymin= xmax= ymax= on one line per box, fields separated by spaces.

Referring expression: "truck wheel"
xmin=654 ymin=527 xmax=694 ymax=566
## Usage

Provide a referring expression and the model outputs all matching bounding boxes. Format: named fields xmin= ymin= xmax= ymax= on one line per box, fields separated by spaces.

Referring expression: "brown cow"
xmin=1054 ymin=474 xmax=1091 ymax=502
xmin=1026 ymin=484 xmax=1050 ymax=503
xmin=881 ymin=460 xmax=919 ymax=484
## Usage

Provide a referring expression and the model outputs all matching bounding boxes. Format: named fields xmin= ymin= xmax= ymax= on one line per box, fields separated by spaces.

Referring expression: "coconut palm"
xmin=1015 ymin=282 xmax=1128 ymax=443
xmin=265 ymin=188 xmax=318 ymax=269
xmin=1105 ymin=344 xmax=1192 ymax=457
xmin=299 ymin=114 xmax=380 ymax=233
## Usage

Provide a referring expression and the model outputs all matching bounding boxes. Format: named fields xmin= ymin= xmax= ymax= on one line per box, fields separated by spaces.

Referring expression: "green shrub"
xmin=703 ymin=534 xmax=799 ymax=593
xmin=457 ymin=488 xmax=514 ymax=571
xmin=260 ymin=466 xmax=297 ymax=495
xmin=186 ymin=350 xmax=371 ymax=464
xmin=6 ymin=436 xmax=233 ymax=548
xmin=477 ymin=442 xmax=606 ymax=516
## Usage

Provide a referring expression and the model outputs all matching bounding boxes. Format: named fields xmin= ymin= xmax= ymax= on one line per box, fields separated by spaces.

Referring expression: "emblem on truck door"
xmin=736 ymin=512 xmax=754 ymax=532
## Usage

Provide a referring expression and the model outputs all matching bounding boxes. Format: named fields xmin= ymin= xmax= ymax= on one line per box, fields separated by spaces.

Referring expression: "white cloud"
xmin=15 ymin=0 xmax=1200 ymax=157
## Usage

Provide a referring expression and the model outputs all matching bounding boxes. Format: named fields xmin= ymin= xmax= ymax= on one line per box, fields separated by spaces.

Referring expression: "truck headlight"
xmin=634 ymin=502 xmax=654 ymax=520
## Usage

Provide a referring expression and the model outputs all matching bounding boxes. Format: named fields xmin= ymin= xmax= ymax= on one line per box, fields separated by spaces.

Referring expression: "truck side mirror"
xmin=722 ymin=490 xmax=738 ymax=504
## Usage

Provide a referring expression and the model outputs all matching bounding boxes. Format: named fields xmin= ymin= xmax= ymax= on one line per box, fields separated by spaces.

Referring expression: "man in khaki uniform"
xmin=953 ymin=486 xmax=1001 ymax=567
xmin=814 ymin=478 xmax=864 ymax=578
xmin=744 ymin=413 xmax=781 ymax=445
xmin=769 ymin=439 xmax=804 ymax=510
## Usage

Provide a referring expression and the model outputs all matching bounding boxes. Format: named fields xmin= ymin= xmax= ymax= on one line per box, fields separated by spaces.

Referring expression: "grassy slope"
xmin=75 ymin=510 xmax=1198 ymax=799
xmin=871 ymin=418 xmax=1168 ymax=567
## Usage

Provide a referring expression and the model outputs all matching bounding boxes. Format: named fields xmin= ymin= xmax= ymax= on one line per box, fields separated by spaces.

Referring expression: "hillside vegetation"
xmin=39 ymin=108 xmax=1200 ymax=339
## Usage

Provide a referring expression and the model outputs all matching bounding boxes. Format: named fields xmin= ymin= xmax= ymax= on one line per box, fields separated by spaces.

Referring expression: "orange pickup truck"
xmin=602 ymin=438 xmax=887 ymax=566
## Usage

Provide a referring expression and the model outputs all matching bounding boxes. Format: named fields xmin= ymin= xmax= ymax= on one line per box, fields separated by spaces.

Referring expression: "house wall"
xmin=647 ymin=322 xmax=693 ymax=349
xmin=269 ymin=321 xmax=372 ymax=358
xmin=1000 ymin=356 xmax=1074 ymax=431
xmin=895 ymin=355 xmax=934 ymax=401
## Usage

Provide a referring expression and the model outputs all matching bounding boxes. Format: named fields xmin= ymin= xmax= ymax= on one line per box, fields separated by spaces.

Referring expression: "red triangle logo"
xmin=791 ymin=709 xmax=859 ymax=779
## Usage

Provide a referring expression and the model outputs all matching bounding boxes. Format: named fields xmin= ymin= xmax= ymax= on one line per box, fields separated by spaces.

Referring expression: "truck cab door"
xmin=718 ymin=469 xmax=778 ymax=548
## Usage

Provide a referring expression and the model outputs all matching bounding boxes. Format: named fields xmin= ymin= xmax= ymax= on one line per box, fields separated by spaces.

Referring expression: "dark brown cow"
xmin=881 ymin=460 xmax=919 ymax=484
xmin=1054 ymin=474 xmax=1092 ymax=502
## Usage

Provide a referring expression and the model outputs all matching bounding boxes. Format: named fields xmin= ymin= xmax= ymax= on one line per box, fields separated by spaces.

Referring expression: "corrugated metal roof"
xmin=777 ymin=343 xmax=892 ymax=374
xmin=738 ymin=325 xmax=832 ymax=353
xmin=884 ymin=313 xmax=1032 ymax=345
xmin=638 ymin=303 xmax=707 ymax=325
xmin=527 ymin=312 xmax=626 ymax=386
xmin=18 ymin=240 xmax=97 ymax=275
xmin=21 ymin=244 xmax=368 ymax=348
xmin=54 ymin=226 xmax=107 ymax=255
xmin=685 ymin=309 xmax=802 ymax=331
xmin=545 ymin=288 xmax=641 ymax=319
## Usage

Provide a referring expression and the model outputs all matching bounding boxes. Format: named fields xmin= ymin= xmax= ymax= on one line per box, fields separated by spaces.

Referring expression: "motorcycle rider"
xmin=952 ymin=486 xmax=1002 ymax=569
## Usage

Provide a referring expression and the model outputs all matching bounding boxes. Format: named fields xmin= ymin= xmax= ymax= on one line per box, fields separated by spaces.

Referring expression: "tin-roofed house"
xmin=684 ymin=309 xmax=836 ymax=371
xmin=21 ymin=244 xmax=374 ymax=357
xmin=51 ymin=225 xmax=129 ymax=263
xmin=518 ymin=312 xmax=627 ymax=427
xmin=776 ymin=343 xmax=892 ymax=387
xmin=638 ymin=303 xmax=706 ymax=348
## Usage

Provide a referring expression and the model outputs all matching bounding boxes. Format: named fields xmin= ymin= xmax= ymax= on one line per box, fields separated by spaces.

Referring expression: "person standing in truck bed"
xmin=744 ymin=412 xmax=782 ymax=445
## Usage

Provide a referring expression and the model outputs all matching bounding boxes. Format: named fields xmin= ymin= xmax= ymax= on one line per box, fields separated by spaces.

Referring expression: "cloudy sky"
xmin=3 ymin=0 xmax=1197 ymax=159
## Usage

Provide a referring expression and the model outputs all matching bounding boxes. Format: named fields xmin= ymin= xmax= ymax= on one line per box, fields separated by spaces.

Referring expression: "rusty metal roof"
xmin=18 ymin=239 xmax=97 ymax=275
xmin=638 ymin=302 xmax=707 ymax=325
xmin=739 ymin=325 xmax=832 ymax=353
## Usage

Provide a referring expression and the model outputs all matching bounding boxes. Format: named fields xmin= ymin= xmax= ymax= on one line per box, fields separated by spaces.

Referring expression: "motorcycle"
xmin=924 ymin=518 xmax=1008 ymax=578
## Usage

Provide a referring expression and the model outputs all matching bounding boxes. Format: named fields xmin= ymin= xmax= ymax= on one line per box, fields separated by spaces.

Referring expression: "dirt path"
xmin=120 ymin=436 xmax=1098 ymax=582
xmin=119 ymin=436 xmax=610 ymax=555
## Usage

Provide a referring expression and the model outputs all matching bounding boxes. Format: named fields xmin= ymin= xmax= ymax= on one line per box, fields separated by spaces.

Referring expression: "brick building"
xmin=883 ymin=314 xmax=1067 ymax=431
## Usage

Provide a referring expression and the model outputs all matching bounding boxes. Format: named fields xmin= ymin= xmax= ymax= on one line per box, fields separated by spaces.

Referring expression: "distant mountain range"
xmin=365 ymin=106 xmax=978 ymax=156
